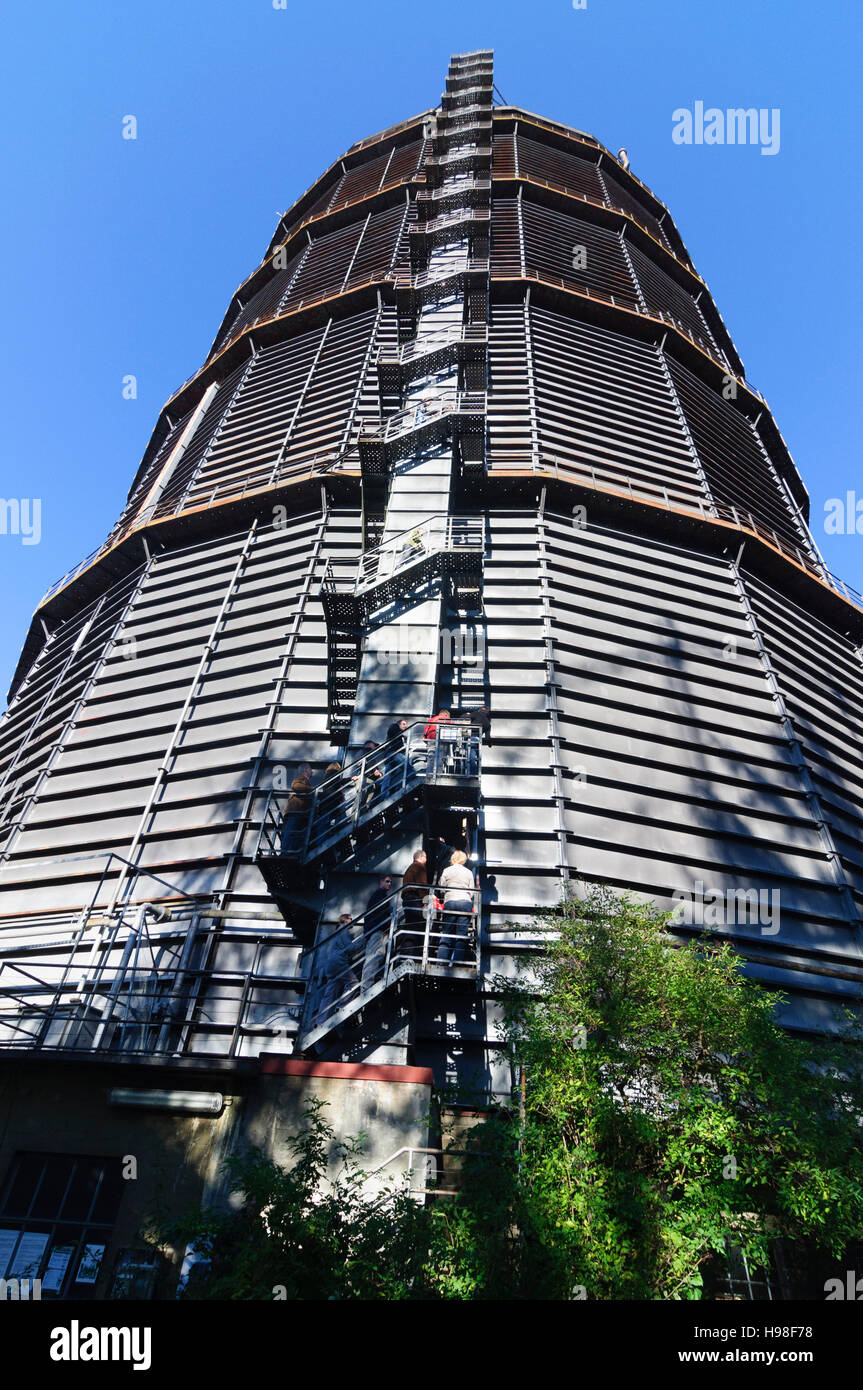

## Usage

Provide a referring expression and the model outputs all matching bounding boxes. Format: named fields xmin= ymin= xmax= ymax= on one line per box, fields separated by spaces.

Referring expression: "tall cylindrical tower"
xmin=1 ymin=49 xmax=861 ymax=1104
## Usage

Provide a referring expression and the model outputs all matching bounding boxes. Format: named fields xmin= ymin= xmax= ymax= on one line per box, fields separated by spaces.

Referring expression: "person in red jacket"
xmin=423 ymin=708 xmax=451 ymax=740
xmin=424 ymin=709 xmax=456 ymax=774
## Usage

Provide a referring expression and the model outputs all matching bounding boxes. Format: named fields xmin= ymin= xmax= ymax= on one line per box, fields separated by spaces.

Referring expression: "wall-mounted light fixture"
xmin=108 ymin=1088 xmax=224 ymax=1115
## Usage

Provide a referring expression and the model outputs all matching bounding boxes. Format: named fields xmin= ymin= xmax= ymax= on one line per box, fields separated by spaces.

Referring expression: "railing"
xmin=410 ymin=207 xmax=490 ymax=236
xmin=363 ymin=1144 xmax=495 ymax=1203
xmin=505 ymin=457 xmax=860 ymax=609
xmin=423 ymin=147 xmax=493 ymax=170
xmin=0 ymin=857 xmax=303 ymax=1060
xmin=492 ymin=105 xmax=605 ymax=155
xmin=508 ymin=266 xmax=736 ymax=375
xmin=377 ymin=323 xmax=487 ymax=369
xmin=166 ymin=269 xmax=399 ymax=407
xmin=347 ymin=109 xmax=434 ymax=154
xmin=257 ymin=721 xmax=483 ymax=867
xmin=40 ymin=538 xmax=119 ymax=604
xmin=398 ymin=258 xmax=489 ymax=292
xmin=441 ymin=85 xmax=493 ymax=104
xmin=359 ymin=392 xmax=486 ymax=443
xmin=298 ymin=879 xmax=481 ymax=1045
xmin=0 ymin=949 xmax=301 ymax=1059
xmin=227 ymin=172 xmax=428 ymax=320
xmin=441 ymin=104 xmax=491 ymax=124
xmin=433 ymin=118 xmax=492 ymax=139
xmin=503 ymin=170 xmax=694 ymax=275
xmin=325 ymin=514 xmax=484 ymax=597
xmin=416 ymin=179 xmax=492 ymax=203
xmin=37 ymin=451 xmax=344 ymax=607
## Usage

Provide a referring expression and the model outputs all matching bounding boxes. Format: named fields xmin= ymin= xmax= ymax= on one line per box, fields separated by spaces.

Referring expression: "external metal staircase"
xmin=357 ymin=392 xmax=487 ymax=475
xmin=255 ymin=720 xmax=482 ymax=880
xmin=375 ymin=325 xmax=487 ymax=395
xmin=292 ymin=877 xmax=481 ymax=1051
xmin=253 ymin=48 xmax=494 ymax=1051
xmin=324 ymin=514 xmax=484 ymax=614
xmin=319 ymin=516 xmax=484 ymax=735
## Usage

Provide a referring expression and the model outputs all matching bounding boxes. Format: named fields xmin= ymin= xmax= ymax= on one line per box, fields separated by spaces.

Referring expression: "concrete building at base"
xmin=0 ymin=50 xmax=861 ymax=1298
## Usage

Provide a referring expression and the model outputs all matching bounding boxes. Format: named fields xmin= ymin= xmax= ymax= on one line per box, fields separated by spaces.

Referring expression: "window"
xmin=0 ymin=1153 xmax=125 ymax=1299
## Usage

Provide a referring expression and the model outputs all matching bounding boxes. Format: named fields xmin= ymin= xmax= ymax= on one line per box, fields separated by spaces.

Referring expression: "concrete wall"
xmin=0 ymin=1056 xmax=432 ymax=1298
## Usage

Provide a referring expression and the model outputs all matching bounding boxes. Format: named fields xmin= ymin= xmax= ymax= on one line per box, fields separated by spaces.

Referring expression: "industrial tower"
xmin=0 ymin=50 xmax=861 ymax=1297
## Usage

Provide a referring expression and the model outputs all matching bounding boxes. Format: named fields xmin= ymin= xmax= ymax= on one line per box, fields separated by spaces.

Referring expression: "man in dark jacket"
xmin=470 ymin=706 xmax=491 ymax=743
xmin=362 ymin=875 xmax=393 ymax=991
xmin=383 ymin=718 xmax=410 ymax=798
xmin=431 ymin=836 xmax=456 ymax=885
xmin=400 ymin=850 xmax=428 ymax=958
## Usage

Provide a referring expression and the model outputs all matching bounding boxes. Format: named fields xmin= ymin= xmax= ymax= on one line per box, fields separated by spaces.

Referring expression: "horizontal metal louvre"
xmin=487 ymin=303 xmax=533 ymax=468
xmin=121 ymin=411 xmax=189 ymax=515
xmin=148 ymin=361 xmax=251 ymax=520
xmin=492 ymin=132 xmax=516 ymax=177
xmin=282 ymin=220 xmax=364 ymax=304
xmin=530 ymin=306 xmax=705 ymax=503
xmin=279 ymin=309 xmax=378 ymax=472
xmin=345 ymin=203 xmax=407 ymax=282
xmin=179 ymin=327 xmax=328 ymax=505
xmin=0 ymin=520 xmax=324 ymax=906
xmin=626 ymin=242 xmax=722 ymax=361
xmin=489 ymin=198 xmax=521 ymax=275
xmin=381 ymin=138 xmax=424 ymax=186
xmin=519 ymin=202 xmax=638 ymax=306
xmin=600 ymin=166 xmax=674 ymax=254
xmin=515 ymin=133 xmax=606 ymax=203
xmin=747 ymin=576 xmax=863 ymax=894
xmin=214 ymin=248 xmax=306 ymax=353
xmin=667 ymin=357 xmax=815 ymax=557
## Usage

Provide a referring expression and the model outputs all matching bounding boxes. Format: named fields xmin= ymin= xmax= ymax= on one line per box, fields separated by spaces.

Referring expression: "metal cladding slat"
xmin=528 ymin=306 xmax=705 ymax=502
xmin=667 ymin=356 xmax=815 ymax=558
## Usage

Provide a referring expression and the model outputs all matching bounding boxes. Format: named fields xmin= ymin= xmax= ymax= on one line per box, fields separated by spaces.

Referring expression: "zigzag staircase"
xmin=254 ymin=49 xmax=493 ymax=1048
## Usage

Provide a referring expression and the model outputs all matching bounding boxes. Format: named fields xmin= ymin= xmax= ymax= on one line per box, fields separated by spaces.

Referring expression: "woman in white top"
xmin=436 ymin=850 xmax=475 ymax=965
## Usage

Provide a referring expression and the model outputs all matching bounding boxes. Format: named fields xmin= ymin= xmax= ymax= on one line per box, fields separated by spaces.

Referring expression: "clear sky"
xmin=1 ymin=0 xmax=861 ymax=697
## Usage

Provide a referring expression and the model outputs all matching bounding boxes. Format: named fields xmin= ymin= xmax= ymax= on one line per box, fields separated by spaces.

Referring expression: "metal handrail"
xmin=325 ymin=514 xmax=484 ymax=596
xmin=376 ymin=324 xmax=487 ymax=368
xmin=433 ymin=118 xmax=492 ymax=137
xmin=298 ymin=879 xmax=481 ymax=1044
xmin=439 ymin=101 xmax=489 ymax=119
xmin=399 ymin=258 xmax=489 ymax=291
xmin=512 ymin=457 xmax=858 ymax=608
xmin=0 ymin=886 xmax=302 ymax=1061
xmin=410 ymin=207 xmax=490 ymax=236
xmin=165 ymin=269 xmax=399 ymax=407
xmin=359 ymin=391 xmax=486 ymax=443
xmin=423 ymin=146 xmax=493 ymax=168
xmin=258 ymin=720 xmax=483 ymax=866
xmin=508 ymin=266 xmax=736 ymax=380
xmin=415 ymin=180 xmax=492 ymax=202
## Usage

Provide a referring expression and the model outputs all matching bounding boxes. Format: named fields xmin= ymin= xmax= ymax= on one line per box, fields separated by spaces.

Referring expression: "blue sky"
xmin=1 ymin=0 xmax=861 ymax=696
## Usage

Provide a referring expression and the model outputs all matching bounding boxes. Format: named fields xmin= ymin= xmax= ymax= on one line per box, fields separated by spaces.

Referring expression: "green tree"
xmin=454 ymin=883 xmax=863 ymax=1299
xmin=163 ymin=885 xmax=863 ymax=1300
xmin=167 ymin=1098 xmax=436 ymax=1300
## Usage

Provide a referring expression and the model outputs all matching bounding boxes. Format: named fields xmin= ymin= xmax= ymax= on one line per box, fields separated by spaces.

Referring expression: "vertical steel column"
xmin=537 ymin=487 xmax=570 ymax=885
